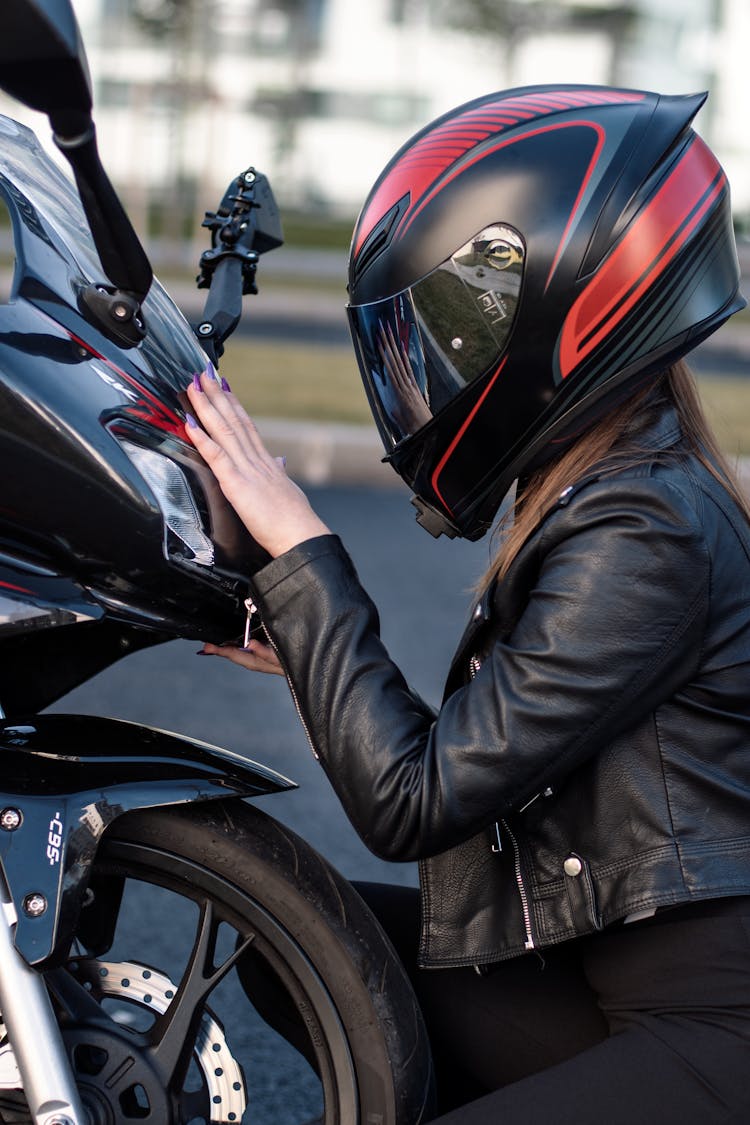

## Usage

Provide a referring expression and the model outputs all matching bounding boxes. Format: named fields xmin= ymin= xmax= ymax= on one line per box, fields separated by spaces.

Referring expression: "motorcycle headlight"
xmin=119 ymin=440 xmax=215 ymax=567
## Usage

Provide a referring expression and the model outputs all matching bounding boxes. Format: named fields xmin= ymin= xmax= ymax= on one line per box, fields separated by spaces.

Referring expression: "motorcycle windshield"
xmin=0 ymin=113 xmax=207 ymax=395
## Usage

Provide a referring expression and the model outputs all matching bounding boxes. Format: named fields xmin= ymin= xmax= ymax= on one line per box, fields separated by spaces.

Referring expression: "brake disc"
xmin=0 ymin=959 xmax=247 ymax=1124
xmin=71 ymin=958 xmax=247 ymax=1123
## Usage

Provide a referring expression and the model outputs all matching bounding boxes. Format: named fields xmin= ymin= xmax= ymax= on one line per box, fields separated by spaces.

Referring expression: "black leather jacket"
xmin=250 ymin=406 xmax=750 ymax=968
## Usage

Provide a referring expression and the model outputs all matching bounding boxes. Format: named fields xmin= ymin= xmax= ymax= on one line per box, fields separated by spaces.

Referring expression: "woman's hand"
xmin=198 ymin=637 xmax=285 ymax=676
xmin=378 ymin=322 xmax=432 ymax=436
xmin=185 ymin=367 xmax=330 ymax=558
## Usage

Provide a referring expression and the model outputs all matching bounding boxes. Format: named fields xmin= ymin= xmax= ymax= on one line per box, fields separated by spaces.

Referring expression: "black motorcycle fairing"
xmin=0 ymin=617 xmax=169 ymax=716
xmin=0 ymin=538 xmax=246 ymax=716
xmin=0 ymin=714 xmax=296 ymax=966
xmin=0 ymin=115 xmax=194 ymax=398
xmin=0 ymin=550 xmax=120 ymax=715
xmin=0 ymin=114 xmax=268 ymax=639
xmin=0 ymin=274 xmax=263 ymax=653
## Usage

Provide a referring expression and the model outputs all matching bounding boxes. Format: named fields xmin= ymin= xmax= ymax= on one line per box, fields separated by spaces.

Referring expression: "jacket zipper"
xmin=245 ymin=598 xmax=321 ymax=761
xmin=469 ymin=647 xmax=535 ymax=952
xmin=500 ymin=817 xmax=535 ymax=951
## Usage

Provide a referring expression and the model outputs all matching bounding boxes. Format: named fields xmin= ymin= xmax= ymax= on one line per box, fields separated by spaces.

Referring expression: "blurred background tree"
xmin=433 ymin=0 xmax=637 ymax=85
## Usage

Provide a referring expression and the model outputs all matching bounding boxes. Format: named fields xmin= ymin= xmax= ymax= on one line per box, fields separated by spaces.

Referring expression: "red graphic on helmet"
xmin=355 ymin=88 xmax=644 ymax=257
xmin=347 ymin=86 xmax=744 ymax=541
xmin=558 ymin=135 xmax=726 ymax=379
xmin=431 ymin=357 xmax=508 ymax=515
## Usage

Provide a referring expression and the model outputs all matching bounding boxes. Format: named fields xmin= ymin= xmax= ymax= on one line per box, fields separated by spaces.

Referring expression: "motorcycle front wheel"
xmin=39 ymin=799 xmax=434 ymax=1125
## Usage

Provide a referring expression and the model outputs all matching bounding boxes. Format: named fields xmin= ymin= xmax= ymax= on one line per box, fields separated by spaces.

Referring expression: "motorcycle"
xmin=0 ymin=2 xmax=434 ymax=1122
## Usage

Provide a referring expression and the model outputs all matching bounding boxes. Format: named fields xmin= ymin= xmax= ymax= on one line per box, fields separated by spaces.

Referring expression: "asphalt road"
xmin=47 ymin=485 xmax=489 ymax=1122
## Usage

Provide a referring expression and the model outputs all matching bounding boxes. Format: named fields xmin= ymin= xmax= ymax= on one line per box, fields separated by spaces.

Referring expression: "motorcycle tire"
xmin=51 ymin=797 xmax=435 ymax=1125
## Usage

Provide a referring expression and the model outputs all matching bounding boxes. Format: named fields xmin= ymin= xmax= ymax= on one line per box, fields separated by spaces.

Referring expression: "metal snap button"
xmin=563 ymin=855 xmax=582 ymax=877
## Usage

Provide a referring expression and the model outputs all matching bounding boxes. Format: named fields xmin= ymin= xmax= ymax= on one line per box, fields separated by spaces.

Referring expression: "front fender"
xmin=0 ymin=714 xmax=296 ymax=965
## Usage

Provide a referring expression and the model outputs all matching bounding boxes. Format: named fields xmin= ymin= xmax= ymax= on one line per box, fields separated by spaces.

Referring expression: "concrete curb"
xmin=256 ymin=415 xmax=750 ymax=496
xmin=257 ymin=416 xmax=398 ymax=488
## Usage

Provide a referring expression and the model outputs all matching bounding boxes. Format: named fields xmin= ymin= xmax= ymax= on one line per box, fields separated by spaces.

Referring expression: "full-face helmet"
xmin=347 ymin=85 xmax=745 ymax=539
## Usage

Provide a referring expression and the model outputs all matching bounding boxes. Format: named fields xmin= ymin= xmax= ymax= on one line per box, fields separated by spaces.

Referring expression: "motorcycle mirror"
xmin=0 ymin=0 xmax=153 ymax=339
xmin=0 ymin=0 xmax=93 ymax=138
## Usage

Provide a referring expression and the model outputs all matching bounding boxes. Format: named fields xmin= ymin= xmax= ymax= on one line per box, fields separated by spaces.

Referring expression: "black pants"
xmin=354 ymin=883 xmax=750 ymax=1125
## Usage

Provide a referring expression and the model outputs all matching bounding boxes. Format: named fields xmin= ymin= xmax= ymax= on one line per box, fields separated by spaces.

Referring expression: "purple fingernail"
xmin=221 ymin=376 xmax=231 ymax=392
xmin=206 ymin=359 xmax=219 ymax=382
xmin=281 ymin=455 xmax=287 ymax=467
xmin=186 ymin=412 xmax=198 ymax=428
xmin=192 ymin=372 xmax=203 ymax=392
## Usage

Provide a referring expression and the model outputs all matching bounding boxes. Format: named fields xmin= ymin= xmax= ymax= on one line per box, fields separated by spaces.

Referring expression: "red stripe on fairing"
xmin=63 ymin=328 xmax=187 ymax=437
xmin=558 ymin=137 xmax=725 ymax=378
xmin=0 ymin=579 xmax=34 ymax=595
xmin=431 ymin=357 xmax=508 ymax=516
xmin=354 ymin=89 xmax=644 ymax=256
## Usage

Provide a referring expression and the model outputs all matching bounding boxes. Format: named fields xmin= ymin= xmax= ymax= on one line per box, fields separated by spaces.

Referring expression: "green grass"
xmin=219 ymin=338 xmax=372 ymax=425
xmin=697 ymin=375 xmax=750 ymax=457
xmin=221 ymin=338 xmax=750 ymax=454
xmin=278 ymin=212 xmax=355 ymax=251
xmin=220 ymin=338 xmax=750 ymax=456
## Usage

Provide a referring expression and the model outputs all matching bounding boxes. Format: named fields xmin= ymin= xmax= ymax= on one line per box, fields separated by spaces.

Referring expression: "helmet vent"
xmin=351 ymin=193 xmax=410 ymax=286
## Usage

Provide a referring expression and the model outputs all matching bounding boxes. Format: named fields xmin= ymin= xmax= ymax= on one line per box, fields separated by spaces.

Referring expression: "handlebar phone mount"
xmin=194 ymin=167 xmax=284 ymax=366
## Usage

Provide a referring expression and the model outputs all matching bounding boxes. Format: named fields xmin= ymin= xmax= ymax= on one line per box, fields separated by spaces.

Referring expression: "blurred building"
xmin=3 ymin=0 xmax=749 ymax=232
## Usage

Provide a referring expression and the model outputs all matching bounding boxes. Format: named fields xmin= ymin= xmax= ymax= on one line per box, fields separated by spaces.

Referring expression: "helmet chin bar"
xmin=411 ymin=495 xmax=461 ymax=539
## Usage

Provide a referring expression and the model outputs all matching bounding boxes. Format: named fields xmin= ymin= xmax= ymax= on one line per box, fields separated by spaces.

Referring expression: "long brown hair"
xmin=480 ymin=359 xmax=750 ymax=591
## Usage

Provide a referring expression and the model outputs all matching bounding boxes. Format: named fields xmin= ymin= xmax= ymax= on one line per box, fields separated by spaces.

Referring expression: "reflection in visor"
xmin=349 ymin=292 xmax=432 ymax=445
xmin=348 ymin=225 xmax=525 ymax=449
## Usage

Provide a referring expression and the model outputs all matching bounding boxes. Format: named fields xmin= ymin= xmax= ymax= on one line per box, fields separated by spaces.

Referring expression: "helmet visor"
xmin=347 ymin=224 xmax=525 ymax=450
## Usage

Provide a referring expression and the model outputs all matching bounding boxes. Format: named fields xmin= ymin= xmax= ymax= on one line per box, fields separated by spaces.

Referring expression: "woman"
xmin=186 ymin=86 xmax=750 ymax=1122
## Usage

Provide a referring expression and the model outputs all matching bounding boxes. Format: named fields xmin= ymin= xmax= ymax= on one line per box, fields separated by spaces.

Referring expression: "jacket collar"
xmin=630 ymin=400 xmax=683 ymax=454
xmin=444 ymin=403 xmax=685 ymax=698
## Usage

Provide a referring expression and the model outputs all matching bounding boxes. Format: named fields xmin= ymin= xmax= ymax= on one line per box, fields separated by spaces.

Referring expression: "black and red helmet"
xmin=347 ymin=84 xmax=745 ymax=539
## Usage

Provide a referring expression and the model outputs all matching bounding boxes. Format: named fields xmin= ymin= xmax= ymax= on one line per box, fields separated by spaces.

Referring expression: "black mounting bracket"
xmin=193 ymin=167 xmax=283 ymax=365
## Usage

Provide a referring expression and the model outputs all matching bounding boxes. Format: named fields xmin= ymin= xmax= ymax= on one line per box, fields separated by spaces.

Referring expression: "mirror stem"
xmin=54 ymin=118 xmax=153 ymax=305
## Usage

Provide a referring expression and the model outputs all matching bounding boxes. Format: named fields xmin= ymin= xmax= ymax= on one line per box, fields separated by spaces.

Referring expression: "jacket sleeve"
xmin=250 ymin=476 xmax=710 ymax=861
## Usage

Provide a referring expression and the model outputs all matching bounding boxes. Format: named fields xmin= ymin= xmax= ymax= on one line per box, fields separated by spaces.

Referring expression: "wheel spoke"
xmin=147 ymin=898 xmax=255 ymax=1091
xmin=179 ymin=1085 xmax=212 ymax=1121
xmin=47 ymin=965 xmax=132 ymax=1032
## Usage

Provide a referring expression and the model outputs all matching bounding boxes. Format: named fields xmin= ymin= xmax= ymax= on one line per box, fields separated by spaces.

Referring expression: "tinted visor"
xmin=348 ymin=224 xmax=525 ymax=449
